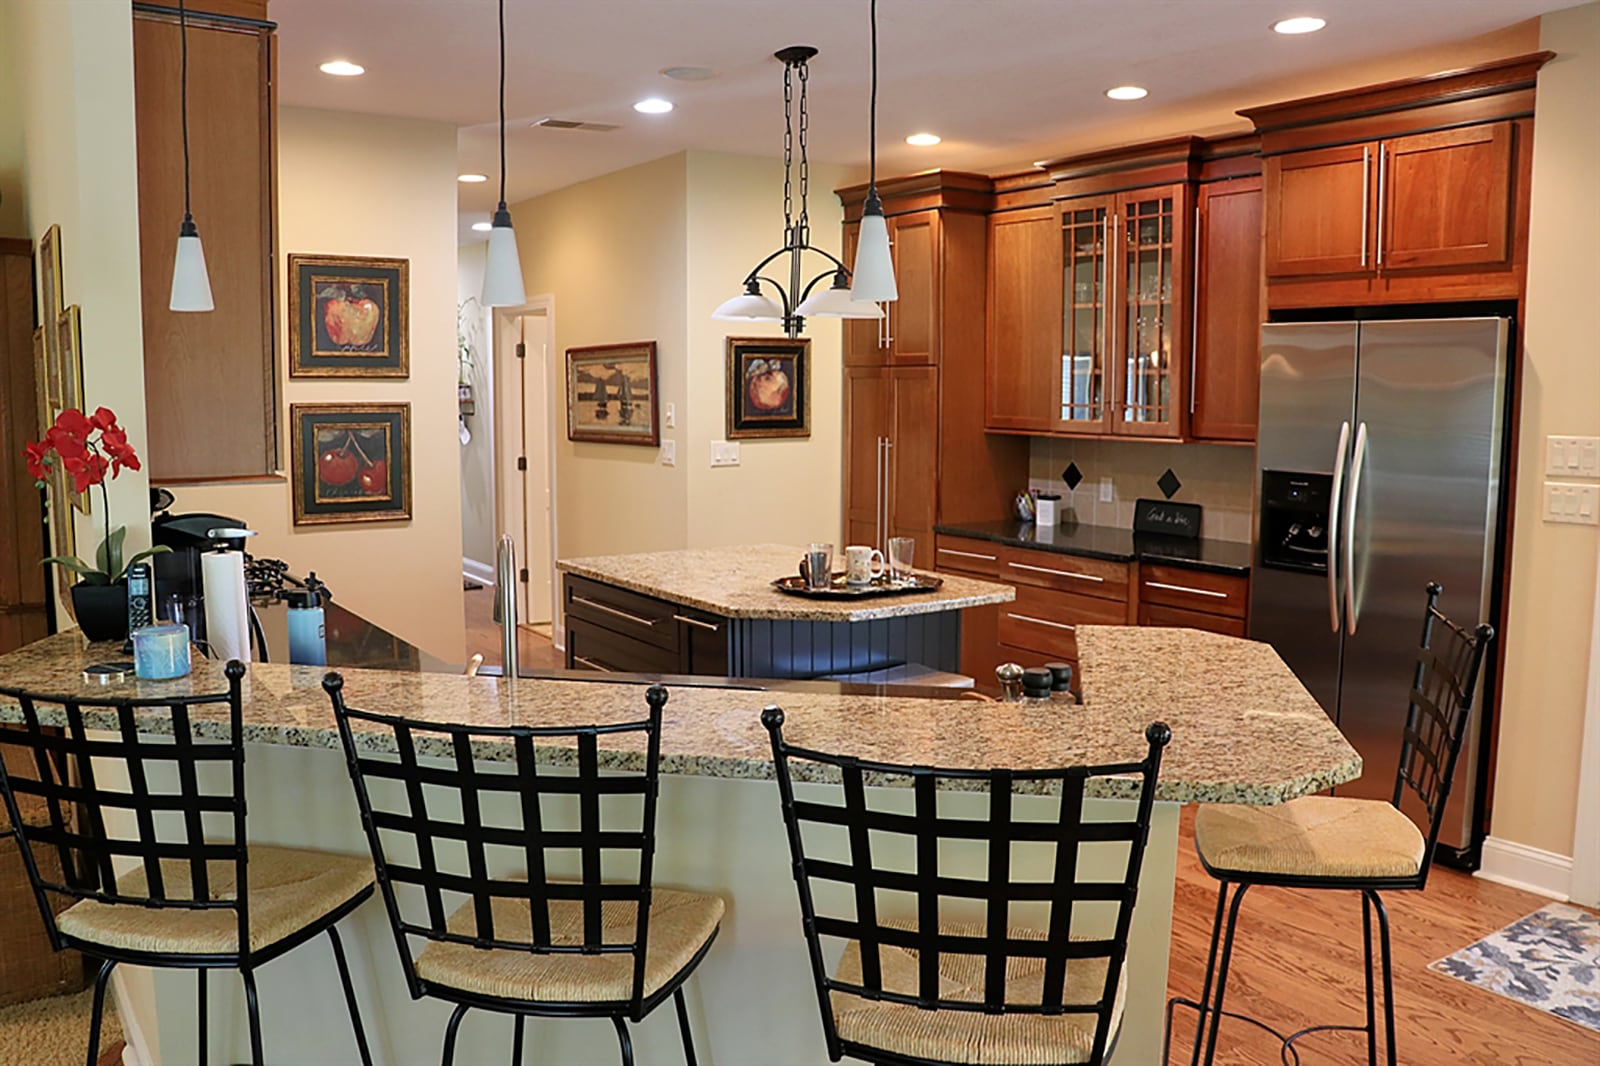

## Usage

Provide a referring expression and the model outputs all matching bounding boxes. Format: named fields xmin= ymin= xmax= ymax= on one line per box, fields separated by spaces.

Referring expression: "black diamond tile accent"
xmin=1156 ymin=468 xmax=1182 ymax=500
xmin=1061 ymin=463 xmax=1083 ymax=491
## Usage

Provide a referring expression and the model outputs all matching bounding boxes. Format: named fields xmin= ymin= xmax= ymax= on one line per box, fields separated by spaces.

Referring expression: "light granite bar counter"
xmin=0 ymin=626 xmax=1356 ymax=1065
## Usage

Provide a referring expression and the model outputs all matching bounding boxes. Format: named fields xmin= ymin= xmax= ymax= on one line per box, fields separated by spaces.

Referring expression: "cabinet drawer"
xmin=1138 ymin=565 xmax=1248 ymax=619
xmin=934 ymin=535 xmax=1002 ymax=577
xmin=565 ymin=618 xmax=680 ymax=674
xmin=999 ymin=547 xmax=1131 ymax=603
xmin=998 ymin=584 xmax=1128 ymax=661
xmin=563 ymin=575 xmax=679 ymax=652
xmin=1139 ymin=602 xmax=1247 ymax=638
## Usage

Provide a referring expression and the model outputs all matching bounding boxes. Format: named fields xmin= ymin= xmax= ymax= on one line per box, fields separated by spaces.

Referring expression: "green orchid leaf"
xmin=95 ymin=526 xmax=127 ymax=579
xmin=42 ymin=556 xmax=109 ymax=584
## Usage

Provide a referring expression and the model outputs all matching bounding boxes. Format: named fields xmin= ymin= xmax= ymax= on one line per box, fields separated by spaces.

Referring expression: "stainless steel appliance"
xmin=1252 ymin=318 xmax=1508 ymax=860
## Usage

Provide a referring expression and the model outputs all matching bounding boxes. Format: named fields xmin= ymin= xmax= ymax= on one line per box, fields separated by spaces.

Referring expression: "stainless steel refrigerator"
xmin=1251 ymin=318 xmax=1508 ymax=858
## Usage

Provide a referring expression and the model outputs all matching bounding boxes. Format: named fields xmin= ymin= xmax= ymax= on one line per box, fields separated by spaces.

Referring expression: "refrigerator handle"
xmin=1327 ymin=420 xmax=1352 ymax=633
xmin=1345 ymin=421 xmax=1370 ymax=635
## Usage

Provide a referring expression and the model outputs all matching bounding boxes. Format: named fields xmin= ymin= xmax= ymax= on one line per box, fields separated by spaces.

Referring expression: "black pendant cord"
xmin=868 ymin=0 xmax=878 ymax=195
xmin=496 ymin=0 xmax=507 ymax=215
xmin=179 ymin=0 xmax=194 ymax=230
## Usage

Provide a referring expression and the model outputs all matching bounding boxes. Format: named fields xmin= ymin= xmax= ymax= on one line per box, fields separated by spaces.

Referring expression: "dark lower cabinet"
xmin=563 ymin=575 xmax=730 ymax=676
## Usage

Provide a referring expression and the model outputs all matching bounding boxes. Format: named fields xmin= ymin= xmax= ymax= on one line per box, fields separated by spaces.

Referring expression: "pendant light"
xmin=713 ymin=46 xmax=882 ymax=337
xmin=168 ymin=0 xmax=214 ymax=312
xmin=849 ymin=0 xmax=897 ymax=303
xmin=481 ymin=0 xmax=527 ymax=307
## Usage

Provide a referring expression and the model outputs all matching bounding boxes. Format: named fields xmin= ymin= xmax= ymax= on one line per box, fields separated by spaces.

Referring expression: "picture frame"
xmin=56 ymin=305 xmax=89 ymax=514
xmin=565 ymin=342 xmax=659 ymax=446
xmin=725 ymin=336 xmax=810 ymax=440
xmin=290 ymin=403 xmax=413 ymax=525
xmin=33 ymin=326 xmax=76 ymax=617
xmin=38 ymin=224 xmax=62 ymax=365
xmin=288 ymin=254 xmax=409 ymax=378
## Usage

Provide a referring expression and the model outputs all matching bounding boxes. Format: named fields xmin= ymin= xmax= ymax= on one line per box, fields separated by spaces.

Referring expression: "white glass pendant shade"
xmin=712 ymin=284 xmax=783 ymax=321
xmin=482 ymin=208 xmax=526 ymax=307
xmin=850 ymin=206 xmax=897 ymax=302
xmin=169 ymin=222 xmax=214 ymax=312
xmin=796 ymin=277 xmax=884 ymax=319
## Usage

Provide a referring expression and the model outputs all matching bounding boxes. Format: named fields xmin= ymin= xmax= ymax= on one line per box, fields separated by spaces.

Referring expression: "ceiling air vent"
xmin=532 ymin=118 xmax=620 ymax=132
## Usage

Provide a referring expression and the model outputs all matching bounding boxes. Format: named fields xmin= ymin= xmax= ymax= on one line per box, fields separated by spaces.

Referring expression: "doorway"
xmin=494 ymin=299 xmax=560 ymax=642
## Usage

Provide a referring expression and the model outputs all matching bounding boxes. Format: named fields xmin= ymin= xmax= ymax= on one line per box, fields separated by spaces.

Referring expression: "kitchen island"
xmin=0 ymin=624 xmax=1357 ymax=1065
xmin=558 ymin=543 xmax=1015 ymax=682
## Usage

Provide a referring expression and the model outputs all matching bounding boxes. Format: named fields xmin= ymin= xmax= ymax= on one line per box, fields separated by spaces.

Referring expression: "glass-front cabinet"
xmin=1056 ymin=183 xmax=1190 ymax=438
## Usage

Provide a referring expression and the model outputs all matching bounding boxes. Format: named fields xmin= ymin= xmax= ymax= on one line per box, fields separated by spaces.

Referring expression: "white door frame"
xmin=1571 ymin=540 xmax=1600 ymax=907
xmin=492 ymin=295 xmax=563 ymax=649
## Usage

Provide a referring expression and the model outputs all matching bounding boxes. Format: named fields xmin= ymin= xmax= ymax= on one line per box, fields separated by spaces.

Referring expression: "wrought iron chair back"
xmin=325 ymin=674 xmax=667 ymax=1012
xmin=0 ymin=661 xmax=250 ymax=959
xmin=764 ymin=707 xmax=1170 ymax=1066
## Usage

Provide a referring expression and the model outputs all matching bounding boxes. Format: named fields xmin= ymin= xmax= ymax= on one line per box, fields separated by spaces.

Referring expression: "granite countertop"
xmin=557 ymin=544 xmax=1015 ymax=621
xmin=935 ymin=520 xmax=1253 ymax=576
xmin=0 ymin=628 xmax=1357 ymax=805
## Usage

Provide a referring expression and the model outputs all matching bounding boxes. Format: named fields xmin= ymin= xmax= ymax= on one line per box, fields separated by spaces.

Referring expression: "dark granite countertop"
xmin=933 ymin=520 xmax=1252 ymax=576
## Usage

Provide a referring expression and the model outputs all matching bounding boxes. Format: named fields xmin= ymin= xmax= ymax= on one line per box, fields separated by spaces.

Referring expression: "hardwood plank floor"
xmin=1164 ymin=806 xmax=1599 ymax=1065
xmin=462 ymin=584 xmax=565 ymax=672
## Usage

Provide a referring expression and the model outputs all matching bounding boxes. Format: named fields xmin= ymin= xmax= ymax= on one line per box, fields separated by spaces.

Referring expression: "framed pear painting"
xmin=288 ymin=254 xmax=409 ymax=377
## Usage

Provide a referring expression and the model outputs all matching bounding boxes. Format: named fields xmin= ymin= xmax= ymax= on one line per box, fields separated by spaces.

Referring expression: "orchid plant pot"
xmin=71 ymin=582 xmax=129 ymax=644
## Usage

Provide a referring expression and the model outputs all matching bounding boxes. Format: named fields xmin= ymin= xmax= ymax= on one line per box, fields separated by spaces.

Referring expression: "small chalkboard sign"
xmin=1133 ymin=498 xmax=1201 ymax=538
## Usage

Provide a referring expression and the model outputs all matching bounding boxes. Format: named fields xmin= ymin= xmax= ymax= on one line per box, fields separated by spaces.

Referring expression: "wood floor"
xmin=462 ymin=584 xmax=564 ymax=672
xmin=1164 ymin=806 xmax=1599 ymax=1065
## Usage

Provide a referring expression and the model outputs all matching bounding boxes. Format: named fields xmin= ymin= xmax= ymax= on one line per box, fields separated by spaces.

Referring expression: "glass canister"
xmin=132 ymin=624 xmax=192 ymax=680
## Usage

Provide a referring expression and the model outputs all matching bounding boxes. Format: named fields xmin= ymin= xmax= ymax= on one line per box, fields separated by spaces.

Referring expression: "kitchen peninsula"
xmin=557 ymin=543 xmax=1015 ymax=681
xmin=0 ymin=624 xmax=1357 ymax=1065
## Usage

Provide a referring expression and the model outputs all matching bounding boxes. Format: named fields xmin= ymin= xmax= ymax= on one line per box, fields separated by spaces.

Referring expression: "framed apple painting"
xmin=290 ymin=403 xmax=412 ymax=525
xmin=725 ymin=336 xmax=809 ymax=440
xmin=288 ymin=254 xmax=409 ymax=378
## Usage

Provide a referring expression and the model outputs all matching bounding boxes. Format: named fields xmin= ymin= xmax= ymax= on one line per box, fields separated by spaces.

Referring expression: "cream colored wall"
xmin=684 ymin=150 xmax=846 ymax=548
xmin=509 ymin=153 xmax=690 ymax=558
xmin=1490 ymin=2 xmax=1600 ymax=860
xmin=173 ymin=107 xmax=465 ymax=661
xmin=456 ymin=241 xmax=496 ymax=568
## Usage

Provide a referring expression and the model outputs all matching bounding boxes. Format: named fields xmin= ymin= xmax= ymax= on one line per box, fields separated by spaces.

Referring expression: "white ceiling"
xmin=268 ymin=0 xmax=1561 ymax=242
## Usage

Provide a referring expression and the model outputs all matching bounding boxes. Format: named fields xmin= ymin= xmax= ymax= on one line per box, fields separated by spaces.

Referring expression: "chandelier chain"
xmin=781 ymin=59 xmax=794 ymax=237
xmin=797 ymin=56 xmax=810 ymax=239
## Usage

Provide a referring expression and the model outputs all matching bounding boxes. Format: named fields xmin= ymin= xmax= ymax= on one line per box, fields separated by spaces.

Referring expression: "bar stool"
xmin=0 ymin=661 xmax=375 ymax=1066
xmin=325 ymin=676 xmax=724 ymax=1066
xmin=763 ymin=707 xmax=1171 ymax=1066
xmin=1167 ymin=583 xmax=1495 ymax=1065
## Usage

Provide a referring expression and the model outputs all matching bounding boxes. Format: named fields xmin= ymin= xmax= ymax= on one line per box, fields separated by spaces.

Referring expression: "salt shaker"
xmin=995 ymin=662 xmax=1025 ymax=702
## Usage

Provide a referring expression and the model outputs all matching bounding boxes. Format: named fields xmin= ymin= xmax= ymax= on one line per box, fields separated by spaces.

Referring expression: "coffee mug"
xmin=844 ymin=545 xmax=886 ymax=585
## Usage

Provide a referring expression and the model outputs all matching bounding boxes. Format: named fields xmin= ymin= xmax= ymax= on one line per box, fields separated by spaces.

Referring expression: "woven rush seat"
xmin=1194 ymin=795 xmax=1425 ymax=880
xmin=57 ymin=846 xmax=373 ymax=956
xmin=831 ymin=920 xmax=1127 ymax=1066
xmin=416 ymin=886 xmax=724 ymax=1004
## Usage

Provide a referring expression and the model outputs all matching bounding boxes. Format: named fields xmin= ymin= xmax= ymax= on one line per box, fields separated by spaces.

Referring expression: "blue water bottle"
xmin=285 ymin=572 xmax=327 ymax=666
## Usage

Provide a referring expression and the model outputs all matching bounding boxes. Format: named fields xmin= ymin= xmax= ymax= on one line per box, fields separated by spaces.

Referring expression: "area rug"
xmin=0 ymin=986 xmax=122 ymax=1066
xmin=1429 ymin=902 xmax=1600 ymax=1032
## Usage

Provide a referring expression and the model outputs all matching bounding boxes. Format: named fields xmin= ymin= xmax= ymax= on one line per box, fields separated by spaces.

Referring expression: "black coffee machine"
xmin=150 ymin=500 xmax=257 ymax=652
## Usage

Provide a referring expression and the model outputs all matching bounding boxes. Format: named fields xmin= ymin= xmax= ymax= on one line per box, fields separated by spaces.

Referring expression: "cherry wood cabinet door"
xmin=1056 ymin=198 xmax=1112 ymax=435
xmin=887 ymin=366 xmax=939 ymax=549
xmin=1109 ymin=185 xmax=1187 ymax=439
xmin=1263 ymin=143 xmax=1373 ymax=277
xmin=1192 ymin=177 xmax=1263 ymax=442
xmin=841 ymin=222 xmax=886 ymax=367
xmin=1380 ymin=122 xmax=1514 ymax=271
xmin=985 ymin=207 xmax=1062 ymax=433
xmin=888 ymin=212 xmax=939 ymax=365
xmin=842 ymin=368 xmax=891 ymax=546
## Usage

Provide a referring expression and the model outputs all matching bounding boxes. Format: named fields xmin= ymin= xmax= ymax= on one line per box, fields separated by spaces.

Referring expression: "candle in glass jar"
xmin=132 ymin=624 xmax=192 ymax=680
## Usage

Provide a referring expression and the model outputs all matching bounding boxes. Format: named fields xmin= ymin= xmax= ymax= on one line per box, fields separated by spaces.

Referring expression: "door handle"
xmin=1360 ymin=146 xmax=1371 ymax=268
xmin=1190 ymin=203 xmax=1201 ymax=417
xmin=572 ymin=654 xmax=611 ymax=672
xmin=570 ymin=596 xmax=657 ymax=629
xmin=1345 ymin=421 xmax=1369 ymax=636
xmin=1007 ymin=561 xmax=1105 ymax=583
xmin=1005 ymin=613 xmax=1076 ymax=632
xmin=1327 ymin=420 xmax=1351 ymax=633
xmin=1375 ymin=144 xmax=1387 ymax=267
xmin=673 ymin=614 xmax=720 ymax=633
xmin=1146 ymin=581 xmax=1227 ymax=599
xmin=884 ymin=437 xmax=895 ymax=550
xmin=938 ymin=548 xmax=998 ymax=562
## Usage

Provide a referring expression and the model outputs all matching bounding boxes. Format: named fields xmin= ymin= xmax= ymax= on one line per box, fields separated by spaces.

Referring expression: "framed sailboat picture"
xmin=565 ymin=342 xmax=659 ymax=446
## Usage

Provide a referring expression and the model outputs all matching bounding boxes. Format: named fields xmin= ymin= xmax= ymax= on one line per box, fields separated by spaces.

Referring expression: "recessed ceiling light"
xmin=661 ymin=65 xmax=716 ymax=81
xmin=633 ymin=98 xmax=674 ymax=115
xmin=319 ymin=60 xmax=365 ymax=77
xmin=1105 ymin=85 xmax=1148 ymax=101
xmin=905 ymin=132 xmax=941 ymax=147
xmin=1273 ymin=16 xmax=1327 ymax=34
xmin=471 ymin=222 xmax=493 ymax=232
xmin=458 ymin=173 xmax=488 ymax=183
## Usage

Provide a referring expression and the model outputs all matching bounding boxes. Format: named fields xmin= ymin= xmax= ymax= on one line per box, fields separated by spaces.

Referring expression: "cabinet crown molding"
xmin=836 ymin=169 xmax=995 ymax=219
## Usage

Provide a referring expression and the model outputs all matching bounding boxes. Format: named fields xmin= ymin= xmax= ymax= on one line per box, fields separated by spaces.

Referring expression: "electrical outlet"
xmin=1544 ymin=481 xmax=1599 ymax=525
xmin=1099 ymin=477 xmax=1114 ymax=503
xmin=659 ymin=440 xmax=675 ymax=466
xmin=710 ymin=441 xmax=741 ymax=467
xmin=1546 ymin=435 xmax=1600 ymax=478
xmin=664 ymin=403 xmax=676 ymax=429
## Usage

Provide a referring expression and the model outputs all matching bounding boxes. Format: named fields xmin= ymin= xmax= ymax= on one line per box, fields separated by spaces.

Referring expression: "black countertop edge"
xmin=933 ymin=521 xmax=1252 ymax=576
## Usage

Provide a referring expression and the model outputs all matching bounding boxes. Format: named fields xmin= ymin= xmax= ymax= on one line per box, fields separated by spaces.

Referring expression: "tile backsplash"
xmin=1028 ymin=438 xmax=1256 ymax=544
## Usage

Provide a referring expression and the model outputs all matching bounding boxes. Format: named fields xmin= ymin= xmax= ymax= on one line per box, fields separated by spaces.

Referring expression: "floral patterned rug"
xmin=1429 ymin=902 xmax=1600 ymax=1032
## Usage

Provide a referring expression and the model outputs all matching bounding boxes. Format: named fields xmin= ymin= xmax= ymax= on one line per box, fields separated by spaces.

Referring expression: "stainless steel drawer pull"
xmin=938 ymin=548 xmax=998 ymax=562
xmin=571 ymin=596 xmax=658 ymax=627
xmin=1146 ymin=580 xmax=1227 ymax=599
xmin=1008 ymin=561 xmax=1105 ymax=583
xmin=573 ymin=655 xmax=611 ymax=672
xmin=672 ymin=614 xmax=720 ymax=633
xmin=1005 ymin=613 xmax=1076 ymax=632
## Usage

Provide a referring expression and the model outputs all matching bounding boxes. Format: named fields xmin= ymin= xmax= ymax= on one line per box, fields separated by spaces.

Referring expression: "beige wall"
xmin=456 ymin=241 xmax=496 ymax=568
xmin=173 ymin=107 xmax=465 ymax=661
xmin=1490 ymin=2 xmax=1600 ymax=860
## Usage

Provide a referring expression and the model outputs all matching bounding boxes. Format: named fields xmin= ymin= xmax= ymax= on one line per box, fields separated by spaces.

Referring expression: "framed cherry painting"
xmin=288 ymin=253 xmax=409 ymax=378
xmin=290 ymin=403 xmax=412 ymax=525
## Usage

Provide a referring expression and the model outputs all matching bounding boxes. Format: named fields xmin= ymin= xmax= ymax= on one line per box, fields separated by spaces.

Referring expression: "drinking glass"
xmin=805 ymin=543 xmax=834 ymax=590
xmin=888 ymin=537 xmax=915 ymax=583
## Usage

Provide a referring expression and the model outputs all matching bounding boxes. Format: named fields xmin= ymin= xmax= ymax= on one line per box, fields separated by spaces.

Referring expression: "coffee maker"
xmin=150 ymin=504 xmax=256 ymax=652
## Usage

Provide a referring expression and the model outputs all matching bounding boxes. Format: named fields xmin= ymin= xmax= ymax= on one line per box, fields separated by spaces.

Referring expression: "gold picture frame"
xmin=290 ymin=403 xmax=413 ymax=525
xmin=725 ymin=336 xmax=810 ymax=440
xmin=33 ymin=326 xmax=76 ymax=618
xmin=288 ymin=253 xmax=410 ymax=378
xmin=55 ymin=305 xmax=90 ymax=516
xmin=38 ymin=224 xmax=62 ymax=365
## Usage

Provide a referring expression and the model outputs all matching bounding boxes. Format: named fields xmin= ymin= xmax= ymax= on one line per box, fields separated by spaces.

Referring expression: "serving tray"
xmin=770 ymin=573 xmax=944 ymax=599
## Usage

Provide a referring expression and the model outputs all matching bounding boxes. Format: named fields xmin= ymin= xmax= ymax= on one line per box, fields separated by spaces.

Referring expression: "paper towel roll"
xmin=202 ymin=550 xmax=251 ymax=664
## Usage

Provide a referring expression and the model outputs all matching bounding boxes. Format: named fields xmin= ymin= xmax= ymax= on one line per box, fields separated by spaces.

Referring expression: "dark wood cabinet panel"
xmin=1192 ymin=177 xmax=1263 ymax=442
xmin=985 ymin=207 xmax=1061 ymax=432
xmin=132 ymin=4 xmax=276 ymax=481
xmin=1381 ymin=122 xmax=1513 ymax=271
xmin=1263 ymin=144 xmax=1373 ymax=278
xmin=887 ymin=366 xmax=938 ymax=548
xmin=0 ymin=242 xmax=48 ymax=653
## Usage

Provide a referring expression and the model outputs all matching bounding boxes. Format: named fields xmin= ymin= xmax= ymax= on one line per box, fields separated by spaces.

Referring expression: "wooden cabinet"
xmin=844 ymin=211 xmax=940 ymax=367
xmin=932 ymin=534 xmax=1003 ymax=682
xmin=844 ymin=367 xmax=937 ymax=550
xmin=985 ymin=207 xmax=1061 ymax=433
xmin=1263 ymin=145 xmax=1372 ymax=277
xmin=1136 ymin=565 xmax=1248 ymax=637
xmin=132 ymin=1 xmax=277 ymax=481
xmin=1191 ymin=177 xmax=1263 ymax=442
xmin=562 ymin=575 xmax=730 ymax=675
xmin=0 ymin=240 xmax=48 ymax=654
xmin=843 ymin=368 xmax=891 ymax=547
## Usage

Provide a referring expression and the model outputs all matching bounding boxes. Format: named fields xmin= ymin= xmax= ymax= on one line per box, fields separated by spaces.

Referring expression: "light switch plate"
xmin=1544 ymin=481 xmax=1599 ymax=525
xmin=659 ymin=440 xmax=675 ymax=466
xmin=1546 ymin=435 xmax=1600 ymax=478
xmin=1099 ymin=477 xmax=1114 ymax=503
xmin=664 ymin=403 xmax=676 ymax=429
xmin=710 ymin=441 xmax=740 ymax=467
